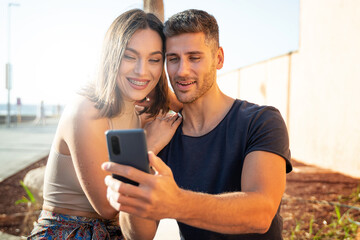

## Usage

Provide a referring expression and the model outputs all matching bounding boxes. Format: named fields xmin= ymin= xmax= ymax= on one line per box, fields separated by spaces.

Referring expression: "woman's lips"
xmin=127 ymin=78 xmax=150 ymax=90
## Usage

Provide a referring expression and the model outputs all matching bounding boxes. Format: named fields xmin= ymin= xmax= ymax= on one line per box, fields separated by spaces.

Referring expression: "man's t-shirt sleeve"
xmin=245 ymin=106 xmax=292 ymax=173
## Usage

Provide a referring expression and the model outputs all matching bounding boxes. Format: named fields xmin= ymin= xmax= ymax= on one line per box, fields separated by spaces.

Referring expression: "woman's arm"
xmin=59 ymin=97 xmax=118 ymax=219
xmin=120 ymin=212 xmax=159 ymax=240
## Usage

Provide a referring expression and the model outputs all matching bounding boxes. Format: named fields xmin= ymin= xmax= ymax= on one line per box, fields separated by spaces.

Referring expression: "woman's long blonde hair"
xmin=83 ymin=9 xmax=169 ymax=118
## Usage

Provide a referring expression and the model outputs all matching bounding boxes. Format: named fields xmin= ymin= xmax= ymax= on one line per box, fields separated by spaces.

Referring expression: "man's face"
xmin=165 ymin=32 xmax=221 ymax=104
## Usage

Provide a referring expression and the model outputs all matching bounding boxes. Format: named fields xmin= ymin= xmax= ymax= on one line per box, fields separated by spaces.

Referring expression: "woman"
xmin=29 ymin=9 xmax=181 ymax=239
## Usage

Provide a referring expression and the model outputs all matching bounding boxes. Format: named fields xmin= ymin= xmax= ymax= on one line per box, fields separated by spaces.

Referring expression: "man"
xmin=102 ymin=9 xmax=292 ymax=240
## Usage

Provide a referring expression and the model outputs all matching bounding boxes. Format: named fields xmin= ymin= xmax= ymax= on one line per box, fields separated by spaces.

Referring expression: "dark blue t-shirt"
xmin=158 ymin=99 xmax=292 ymax=240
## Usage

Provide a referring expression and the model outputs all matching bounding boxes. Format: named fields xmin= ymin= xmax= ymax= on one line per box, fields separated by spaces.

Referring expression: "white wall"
xmin=218 ymin=0 xmax=360 ymax=178
xmin=218 ymin=53 xmax=292 ymax=127
xmin=289 ymin=0 xmax=360 ymax=177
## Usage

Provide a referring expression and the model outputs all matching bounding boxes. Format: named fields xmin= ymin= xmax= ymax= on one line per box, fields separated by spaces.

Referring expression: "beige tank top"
xmin=43 ymin=119 xmax=118 ymax=212
xmin=42 ymin=149 xmax=95 ymax=212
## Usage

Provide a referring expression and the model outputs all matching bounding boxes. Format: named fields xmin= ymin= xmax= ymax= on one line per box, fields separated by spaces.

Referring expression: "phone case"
xmin=105 ymin=129 xmax=149 ymax=186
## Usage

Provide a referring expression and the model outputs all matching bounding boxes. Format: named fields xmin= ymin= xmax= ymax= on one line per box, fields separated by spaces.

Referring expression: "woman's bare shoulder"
xmin=59 ymin=95 xmax=108 ymax=135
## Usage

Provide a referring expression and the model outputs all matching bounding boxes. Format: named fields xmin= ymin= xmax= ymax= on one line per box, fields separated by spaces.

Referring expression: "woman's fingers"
xmin=154 ymin=111 xmax=182 ymax=126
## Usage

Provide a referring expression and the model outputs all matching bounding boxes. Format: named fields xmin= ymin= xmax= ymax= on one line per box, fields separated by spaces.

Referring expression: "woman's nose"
xmin=134 ymin=59 xmax=147 ymax=75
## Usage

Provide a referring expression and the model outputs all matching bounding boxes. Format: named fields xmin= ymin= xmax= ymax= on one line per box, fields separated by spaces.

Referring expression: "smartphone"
xmin=105 ymin=129 xmax=150 ymax=186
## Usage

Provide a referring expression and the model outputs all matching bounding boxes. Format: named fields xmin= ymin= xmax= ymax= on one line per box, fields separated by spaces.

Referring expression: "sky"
xmin=0 ymin=0 xmax=299 ymax=106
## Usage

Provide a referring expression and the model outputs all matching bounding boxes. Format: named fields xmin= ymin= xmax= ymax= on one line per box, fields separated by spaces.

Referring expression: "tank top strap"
xmin=107 ymin=118 xmax=113 ymax=130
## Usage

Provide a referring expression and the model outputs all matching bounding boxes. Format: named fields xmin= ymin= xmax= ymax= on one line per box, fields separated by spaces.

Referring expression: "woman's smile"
xmin=127 ymin=77 xmax=150 ymax=90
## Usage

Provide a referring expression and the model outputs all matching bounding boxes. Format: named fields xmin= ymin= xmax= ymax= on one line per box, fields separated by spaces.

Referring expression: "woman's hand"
xmin=144 ymin=110 xmax=182 ymax=155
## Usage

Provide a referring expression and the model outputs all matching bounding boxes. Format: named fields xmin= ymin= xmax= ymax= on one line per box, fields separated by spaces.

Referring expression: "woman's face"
xmin=117 ymin=28 xmax=163 ymax=102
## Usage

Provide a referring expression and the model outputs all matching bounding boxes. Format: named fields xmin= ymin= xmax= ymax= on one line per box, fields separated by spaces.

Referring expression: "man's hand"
xmin=102 ymin=152 xmax=182 ymax=220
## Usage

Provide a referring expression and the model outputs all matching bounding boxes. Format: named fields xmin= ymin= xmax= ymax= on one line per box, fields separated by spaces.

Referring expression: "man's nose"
xmin=176 ymin=59 xmax=190 ymax=77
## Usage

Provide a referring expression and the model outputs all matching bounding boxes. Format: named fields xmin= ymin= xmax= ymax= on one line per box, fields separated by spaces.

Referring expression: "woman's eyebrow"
xmin=125 ymin=47 xmax=163 ymax=56
xmin=149 ymin=51 xmax=163 ymax=56
xmin=125 ymin=48 xmax=138 ymax=54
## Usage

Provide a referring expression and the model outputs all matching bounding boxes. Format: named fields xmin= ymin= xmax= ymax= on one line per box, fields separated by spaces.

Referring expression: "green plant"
xmin=13 ymin=180 xmax=41 ymax=236
xmin=15 ymin=180 xmax=36 ymax=205
xmin=290 ymin=220 xmax=302 ymax=240
xmin=312 ymin=206 xmax=358 ymax=239
xmin=309 ymin=216 xmax=314 ymax=236
xmin=335 ymin=205 xmax=342 ymax=224
xmin=284 ymin=184 xmax=360 ymax=240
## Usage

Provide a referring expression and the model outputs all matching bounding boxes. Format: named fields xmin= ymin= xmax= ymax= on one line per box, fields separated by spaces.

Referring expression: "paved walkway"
xmin=0 ymin=118 xmax=59 ymax=182
xmin=0 ymin=117 xmax=180 ymax=239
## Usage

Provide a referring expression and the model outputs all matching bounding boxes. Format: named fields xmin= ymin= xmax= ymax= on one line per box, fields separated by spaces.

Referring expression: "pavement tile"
xmin=0 ymin=118 xmax=58 ymax=182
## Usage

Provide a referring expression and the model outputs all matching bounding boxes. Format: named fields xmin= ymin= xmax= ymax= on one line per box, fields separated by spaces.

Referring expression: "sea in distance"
xmin=0 ymin=103 xmax=63 ymax=117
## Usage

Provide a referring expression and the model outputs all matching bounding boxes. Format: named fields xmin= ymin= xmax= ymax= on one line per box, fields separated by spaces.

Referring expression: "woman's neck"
xmin=110 ymin=100 xmax=140 ymax=129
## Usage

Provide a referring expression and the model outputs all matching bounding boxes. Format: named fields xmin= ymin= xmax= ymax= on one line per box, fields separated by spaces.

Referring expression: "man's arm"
xmin=173 ymin=151 xmax=286 ymax=234
xmin=105 ymin=175 xmax=159 ymax=240
xmin=103 ymin=150 xmax=286 ymax=235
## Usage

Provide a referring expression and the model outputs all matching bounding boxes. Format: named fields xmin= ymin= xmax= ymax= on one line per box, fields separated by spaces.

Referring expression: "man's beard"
xmin=172 ymin=65 xmax=216 ymax=104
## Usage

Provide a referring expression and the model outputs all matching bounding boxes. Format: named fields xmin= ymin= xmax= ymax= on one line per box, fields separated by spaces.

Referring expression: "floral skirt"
xmin=28 ymin=210 xmax=123 ymax=240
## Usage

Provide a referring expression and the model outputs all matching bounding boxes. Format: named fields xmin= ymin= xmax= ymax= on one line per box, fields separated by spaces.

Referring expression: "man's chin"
xmin=176 ymin=97 xmax=196 ymax=104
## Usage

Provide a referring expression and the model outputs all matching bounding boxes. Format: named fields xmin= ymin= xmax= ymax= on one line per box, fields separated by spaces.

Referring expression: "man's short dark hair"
xmin=164 ymin=9 xmax=219 ymax=48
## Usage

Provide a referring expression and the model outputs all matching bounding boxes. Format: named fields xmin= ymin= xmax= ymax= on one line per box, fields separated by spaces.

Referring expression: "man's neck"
xmin=181 ymin=84 xmax=234 ymax=137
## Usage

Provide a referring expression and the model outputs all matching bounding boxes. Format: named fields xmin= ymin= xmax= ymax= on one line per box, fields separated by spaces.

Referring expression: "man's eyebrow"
xmin=165 ymin=53 xmax=177 ymax=57
xmin=165 ymin=51 xmax=204 ymax=57
xmin=125 ymin=47 xmax=163 ymax=56
xmin=186 ymin=51 xmax=204 ymax=55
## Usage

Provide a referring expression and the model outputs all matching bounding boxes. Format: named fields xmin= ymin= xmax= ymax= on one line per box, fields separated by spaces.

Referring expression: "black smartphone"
xmin=105 ymin=129 xmax=150 ymax=186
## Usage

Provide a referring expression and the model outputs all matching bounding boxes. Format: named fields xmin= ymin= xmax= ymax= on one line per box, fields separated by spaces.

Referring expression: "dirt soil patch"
xmin=0 ymin=158 xmax=359 ymax=239
xmin=0 ymin=157 xmax=47 ymax=237
xmin=282 ymin=160 xmax=360 ymax=239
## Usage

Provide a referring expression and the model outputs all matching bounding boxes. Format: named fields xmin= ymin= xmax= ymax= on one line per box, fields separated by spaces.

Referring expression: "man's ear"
xmin=216 ymin=47 xmax=224 ymax=70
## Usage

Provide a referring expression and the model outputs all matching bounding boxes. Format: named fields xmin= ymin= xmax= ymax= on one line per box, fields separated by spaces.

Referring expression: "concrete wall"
xmin=218 ymin=0 xmax=360 ymax=178
xmin=218 ymin=53 xmax=294 ymax=131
